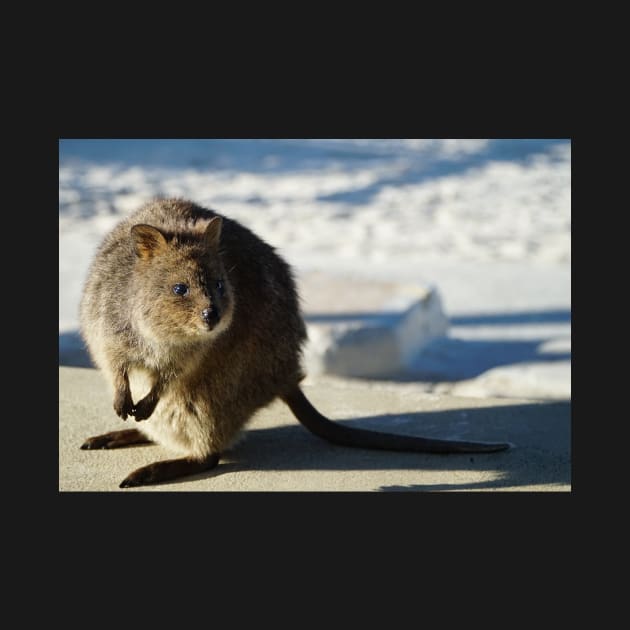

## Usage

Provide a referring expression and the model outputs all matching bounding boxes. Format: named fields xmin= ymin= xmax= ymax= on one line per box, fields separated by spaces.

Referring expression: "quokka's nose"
xmin=201 ymin=306 xmax=220 ymax=325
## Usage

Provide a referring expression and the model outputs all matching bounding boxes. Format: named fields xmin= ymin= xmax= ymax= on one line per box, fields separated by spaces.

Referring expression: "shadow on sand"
xmin=153 ymin=401 xmax=570 ymax=491
xmin=59 ymin=331 xmax=93 ymax=368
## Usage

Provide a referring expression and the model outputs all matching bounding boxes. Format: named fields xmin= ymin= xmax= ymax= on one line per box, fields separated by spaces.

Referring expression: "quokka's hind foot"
xmin=80 ymin=429 xmax=152 ymax=450
xmin=119 ymin=453 xmax=221 ymax=488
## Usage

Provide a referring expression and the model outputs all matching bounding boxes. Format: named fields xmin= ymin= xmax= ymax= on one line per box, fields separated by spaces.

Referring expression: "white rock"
xmin=303 ymin=281 xmax=449 ymax=378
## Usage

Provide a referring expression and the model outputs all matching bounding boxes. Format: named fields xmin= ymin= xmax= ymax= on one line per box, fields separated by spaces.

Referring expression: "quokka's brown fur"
xmin=80 ymin=198 xmax=509 ymax=488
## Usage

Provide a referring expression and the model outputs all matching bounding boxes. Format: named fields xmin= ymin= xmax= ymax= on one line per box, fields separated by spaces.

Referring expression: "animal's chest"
xmin=128 ymin=362 xmax=208 ymax=403
xmin=127 ymin=367 xmax=215 ymax=452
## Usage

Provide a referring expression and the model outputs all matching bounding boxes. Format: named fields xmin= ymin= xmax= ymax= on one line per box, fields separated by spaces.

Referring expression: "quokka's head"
xmin=129 ymin=216 xmax=234 ymax=343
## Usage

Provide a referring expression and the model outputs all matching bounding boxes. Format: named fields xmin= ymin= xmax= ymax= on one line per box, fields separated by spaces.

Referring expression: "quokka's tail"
xmin=282 ymin=386 xmax=511 ymax=454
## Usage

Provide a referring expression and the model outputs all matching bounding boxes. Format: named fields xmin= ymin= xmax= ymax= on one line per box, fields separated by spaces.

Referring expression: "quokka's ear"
xmin=131 ymin=224 xmax=168 ymax=259
xmin=203 ymin=216 xmax=223 ymax=250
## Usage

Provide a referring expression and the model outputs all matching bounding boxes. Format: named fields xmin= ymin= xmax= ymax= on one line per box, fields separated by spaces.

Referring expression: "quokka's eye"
xmin=172 ymin=283 xmax=189 ymax=296
xmin=216 ymin=280 xmax=225 ymax=296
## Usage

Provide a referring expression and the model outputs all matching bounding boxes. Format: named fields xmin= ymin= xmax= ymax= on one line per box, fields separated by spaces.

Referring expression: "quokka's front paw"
xmin=131 ymin=394 xmax=158 ymax=421
xmin=113 ymin=389 xmax=135 ymax=420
